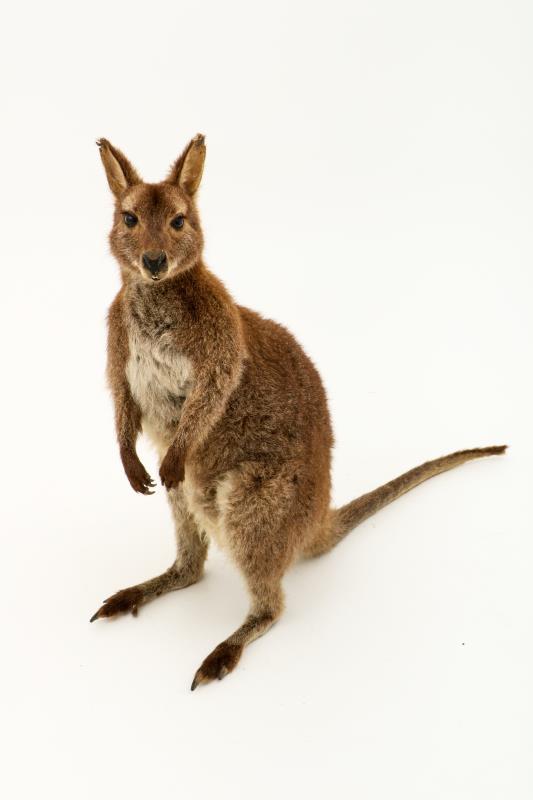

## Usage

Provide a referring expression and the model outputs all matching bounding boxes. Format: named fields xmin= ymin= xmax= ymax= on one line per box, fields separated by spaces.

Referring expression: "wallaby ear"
xmin=97 ymin=138 xmax=141 ymax=198
xmin=167 ymin=134 xmax=206 ymax=196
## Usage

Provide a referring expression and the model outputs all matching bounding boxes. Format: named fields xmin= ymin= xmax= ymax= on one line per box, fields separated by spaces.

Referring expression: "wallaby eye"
xmin=170 ymin=214 xmax=185 ymax=230
xmin=123 ymin=212 xmax=138 ymax=228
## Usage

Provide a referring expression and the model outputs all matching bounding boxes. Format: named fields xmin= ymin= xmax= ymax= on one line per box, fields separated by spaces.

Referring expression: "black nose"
xmin=142 ymin=251 xmax=167 ymax=275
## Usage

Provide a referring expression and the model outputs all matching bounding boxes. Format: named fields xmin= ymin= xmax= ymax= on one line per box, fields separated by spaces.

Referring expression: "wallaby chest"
xmin=124 ymin=287 xmax=194 ymax=438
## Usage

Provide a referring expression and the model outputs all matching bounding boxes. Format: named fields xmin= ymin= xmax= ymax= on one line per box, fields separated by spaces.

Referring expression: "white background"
xmin=1 ymin=1 xmax=531 ymax=798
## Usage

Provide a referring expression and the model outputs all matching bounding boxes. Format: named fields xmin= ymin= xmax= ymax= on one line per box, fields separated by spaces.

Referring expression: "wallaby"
xmin=91 ymin=133 xmax=506 ymax=690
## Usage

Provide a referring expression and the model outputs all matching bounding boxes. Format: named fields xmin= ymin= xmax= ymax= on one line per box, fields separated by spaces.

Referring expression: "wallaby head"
xmin=97 ymin=134 xmax=206 ymax=282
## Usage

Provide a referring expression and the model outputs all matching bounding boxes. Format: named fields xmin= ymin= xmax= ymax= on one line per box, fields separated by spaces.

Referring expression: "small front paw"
xmin=159 ymin=446 xmax=185 ymax=490
xmin=121 ymin=447 xmax=155 ymax=495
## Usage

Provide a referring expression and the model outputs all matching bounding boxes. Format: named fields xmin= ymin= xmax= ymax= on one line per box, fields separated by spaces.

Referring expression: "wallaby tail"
xmin=311 ymin=445 xmax=506 ymax=556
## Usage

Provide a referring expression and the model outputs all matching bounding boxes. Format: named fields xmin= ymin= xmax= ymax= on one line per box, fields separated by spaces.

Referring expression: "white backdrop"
xmin=1 ymin=1 xmax=531 ymax=798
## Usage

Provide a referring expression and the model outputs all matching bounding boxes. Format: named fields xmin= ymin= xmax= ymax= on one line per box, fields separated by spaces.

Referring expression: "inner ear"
xmin=167 ymin=134 xmax=206 ymax=196
xmin=97 ymin=139 xmax=141 ymax=198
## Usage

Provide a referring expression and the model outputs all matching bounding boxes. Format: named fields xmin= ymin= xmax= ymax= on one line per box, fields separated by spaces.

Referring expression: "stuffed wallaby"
xmin=91 ymin=134 xmax=506 ymax=690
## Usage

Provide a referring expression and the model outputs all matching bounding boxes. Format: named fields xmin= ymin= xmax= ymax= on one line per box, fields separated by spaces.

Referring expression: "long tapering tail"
xmin=312 ymin=445 xmax=506 ymax=556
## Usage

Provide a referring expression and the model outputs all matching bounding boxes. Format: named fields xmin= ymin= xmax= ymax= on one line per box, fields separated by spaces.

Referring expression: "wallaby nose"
xmin=142 ymin=251 xmax=167 ymax=276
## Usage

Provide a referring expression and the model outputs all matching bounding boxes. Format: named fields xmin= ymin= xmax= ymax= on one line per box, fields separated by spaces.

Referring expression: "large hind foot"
xmin=90 ymin=586 xmax=145 ymax=621
xmin=191 ymin=642 xmax=243 ymax=690
xmin=190 ymin=583 xmax=283 ymax=691
xmin=89 ymin=563 xmax=203 ymax=623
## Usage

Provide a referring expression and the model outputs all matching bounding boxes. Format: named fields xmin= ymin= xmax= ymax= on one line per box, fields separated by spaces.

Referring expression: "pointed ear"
xmin=97 ymin=138 xmax=141 ymax=198
xmin=167 ymin=134 xmax=206 ymax=196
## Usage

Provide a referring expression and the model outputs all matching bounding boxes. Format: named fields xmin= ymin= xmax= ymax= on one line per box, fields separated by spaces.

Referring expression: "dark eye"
xmin=170 ymin=214 xmax=185 ymax=230
xmin=123 ymin=212 xmax=138 ymax=228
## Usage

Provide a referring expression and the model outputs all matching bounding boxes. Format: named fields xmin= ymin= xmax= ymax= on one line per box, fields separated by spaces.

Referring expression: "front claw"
xmin=191 ymin=642 xmax=243 ymax=690
xmin=90 ymin=586 xmax=144 ymax=622
xmin=120 ymin=447 xmax=156 ymax=495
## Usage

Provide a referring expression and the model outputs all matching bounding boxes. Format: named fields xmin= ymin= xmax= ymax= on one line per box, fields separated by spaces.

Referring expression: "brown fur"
xmin=91 ymin=134 xmax=506 ymax=689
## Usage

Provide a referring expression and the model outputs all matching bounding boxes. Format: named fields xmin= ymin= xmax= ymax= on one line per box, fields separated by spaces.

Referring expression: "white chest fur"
xmin=126 ymin=322 xmax=194 ymax=445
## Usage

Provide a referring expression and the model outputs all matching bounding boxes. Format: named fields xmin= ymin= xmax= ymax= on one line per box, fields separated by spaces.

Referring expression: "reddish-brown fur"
xmin=91 ymin=134 xmax=506 ymax=689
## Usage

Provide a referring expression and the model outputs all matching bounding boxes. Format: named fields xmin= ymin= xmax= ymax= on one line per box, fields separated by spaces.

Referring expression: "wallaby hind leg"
xmin=90 ymin=486 xmax=208 ymax=622
xmin=190 ymin=464 xmax=301 ymax=689
xmin=191 ymin=578 xmax=283 ymax=690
